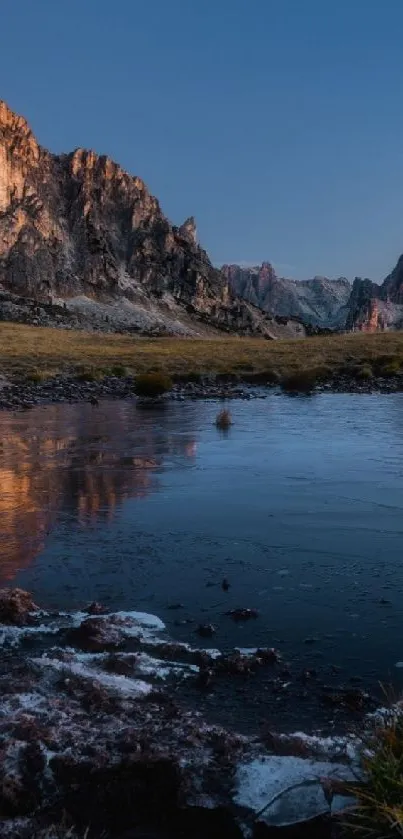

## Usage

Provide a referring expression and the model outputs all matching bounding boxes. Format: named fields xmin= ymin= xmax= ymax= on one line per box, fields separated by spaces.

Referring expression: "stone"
xmin=86 ymin=601 xmax=108 ymax=615
xmin=225 ymin=608 xmax=259 ymax=622
xmin=196 ymin=623 xmax=216 ymax=638
xmin=0 ymin=588 xmax=39 ymax=626
xmin=66 ymin=616 xmax=128 ymax=652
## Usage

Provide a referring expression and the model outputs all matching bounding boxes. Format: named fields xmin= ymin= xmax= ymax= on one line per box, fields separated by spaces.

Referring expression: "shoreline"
xmin=0 ymin=370 xmax=402 ymax=411
xmin=0 ymin=587 xmax=362 ymax=838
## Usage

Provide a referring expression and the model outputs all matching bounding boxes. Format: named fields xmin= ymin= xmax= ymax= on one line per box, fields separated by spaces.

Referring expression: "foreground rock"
xmin=0 ymin=588 xmax=364 ymax=838
xmin=0 ymin=588 xmax=38 ymax=626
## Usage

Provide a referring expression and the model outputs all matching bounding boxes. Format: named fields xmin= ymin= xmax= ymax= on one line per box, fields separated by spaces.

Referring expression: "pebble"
xmin=1 ymin=372 xmax=402 ymax=412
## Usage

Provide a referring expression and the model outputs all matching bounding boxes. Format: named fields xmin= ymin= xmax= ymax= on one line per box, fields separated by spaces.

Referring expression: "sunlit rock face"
xmin=0 ymin=100 xmax=296 ymax=337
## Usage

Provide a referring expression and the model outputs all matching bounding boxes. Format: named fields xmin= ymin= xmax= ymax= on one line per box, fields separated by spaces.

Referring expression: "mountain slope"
xmin=223 ymin=262 xmax=351 ymax=328
xmin=345 ymin=256 xmax=403 ymax=332
xmin=0 ymin=100 xmax=304 ymax=338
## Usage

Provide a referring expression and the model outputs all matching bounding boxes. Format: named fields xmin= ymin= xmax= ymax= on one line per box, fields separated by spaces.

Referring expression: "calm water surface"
xmin=1 ymin=393 xmax=403 ymax=728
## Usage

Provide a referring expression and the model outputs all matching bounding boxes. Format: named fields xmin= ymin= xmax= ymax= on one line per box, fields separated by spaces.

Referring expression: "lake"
xmin=1 ymin=392 xmax=403 ymax=732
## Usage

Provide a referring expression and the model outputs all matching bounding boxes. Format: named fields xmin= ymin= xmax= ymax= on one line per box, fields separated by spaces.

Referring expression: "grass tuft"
xmin=355 ymin=364 xmax=374 ymax=380
xmin=281 ymin=367 xmax=328 ymax=393
xmin=344 ymin=718 xmax=403 ymax=838
xmin=75 ymin=366 xmax=105 ymax=382
xmin=109 ymin=364 xmax=130 ymax=378
xmin=379 ymin=359 xmax=402 ymax=377
xmin=25 ymin=368 xmax=53 ymax=384
xmin=215 ymin=408 xmax=232 ymax=429
xmin=134 ymin=371 xmax=173 ymax=398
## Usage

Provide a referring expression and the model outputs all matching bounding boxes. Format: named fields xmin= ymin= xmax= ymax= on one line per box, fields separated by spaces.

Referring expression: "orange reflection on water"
xmin=0 ymin=403 xmax=197 ymax=583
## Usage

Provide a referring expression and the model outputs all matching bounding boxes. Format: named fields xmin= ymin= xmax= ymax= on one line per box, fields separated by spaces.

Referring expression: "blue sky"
xmin=2 ymin=0 xmax=403 ymax=280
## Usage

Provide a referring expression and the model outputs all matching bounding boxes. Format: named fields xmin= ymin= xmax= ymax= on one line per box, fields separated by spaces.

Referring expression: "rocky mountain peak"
xmin=0 ymin=99 xmax=32 ymax=138
xmin=0 ymin=100 xmax=303 ymax=338
xmin=178 ymin=216 xmax=197 ymax=245
xmin=0 ymin=100 xmax=42 ymax=213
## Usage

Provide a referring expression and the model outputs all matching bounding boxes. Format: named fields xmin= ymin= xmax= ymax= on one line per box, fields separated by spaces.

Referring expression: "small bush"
xmin=355 ymin=364 xmax=373 ymax=381
xmin=26 ymin=368 xmax=50 ymax=384
xmin=76 ymin=366 xmax=104 ymax=382
xmin=134 ymin=372 xmax=173 ymax=398
xmin=281 ymin=367 xmax=326 ymax=393
xmin=242 ymin=369 xmax=281 ymax=385
xmin=379 ymin=359 xmax=401 ymax=378
xmin=183 ymin=371 xmax=203 ymax=384
xmin=110 ymin=364 xmax=129 ymax=378
xmin=215 ymin=408 xmax=232 ymax=429
xmin=344 ymin=719 xmax=403 ymax=838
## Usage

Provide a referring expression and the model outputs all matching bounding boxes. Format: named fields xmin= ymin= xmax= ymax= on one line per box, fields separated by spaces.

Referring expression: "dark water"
xmin=1 ymin=393 xmax=403 ymax=730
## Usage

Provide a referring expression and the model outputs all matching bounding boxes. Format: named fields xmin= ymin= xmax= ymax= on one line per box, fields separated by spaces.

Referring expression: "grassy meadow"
xmin=1 ymin=322 xmax=403 ymax=382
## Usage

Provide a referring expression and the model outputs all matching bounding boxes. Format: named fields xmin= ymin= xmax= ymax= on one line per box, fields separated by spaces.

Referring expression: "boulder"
xmin=0 ymin=588 xmax=39 ymax=626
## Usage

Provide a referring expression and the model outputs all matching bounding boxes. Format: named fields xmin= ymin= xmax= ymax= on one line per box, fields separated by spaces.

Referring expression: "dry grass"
xmin=1 ymin=323 xmax=403 ymax=381
xmin=344 ymin=719 xmax=403 ymax=838
xmin=215 ymin=408 xmax=233 ymax=429
xmin=134 ymin=371 xmax=173 ymax=397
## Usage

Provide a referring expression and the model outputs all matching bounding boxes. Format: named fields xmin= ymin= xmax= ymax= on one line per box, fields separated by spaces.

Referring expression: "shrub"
xmin=344 ymin=719 xmax=403 ymax=838
xmin=242 ymin=369 xmax=281 ymax=385
xmin=26 ymin=368 xmax=50 ymax=384
xmin=134 ymin=372 xmax=173 ymax=398
xmin=355 ymin=364 xmax=373 ymax=381
xmin=110 ymin=364 xmax=129 ymax=378
xmin=76 ymin=366 xmax=104 ymax=382
xmin=281 ymin=367 xmax=327 ymax=393
xmin=183 ymin=371 xmax=203 ymax=384
xmin=215 ymin=408 xmax=232 ymax=429
xmin=379 ymin=359 xmax=401 ymax=378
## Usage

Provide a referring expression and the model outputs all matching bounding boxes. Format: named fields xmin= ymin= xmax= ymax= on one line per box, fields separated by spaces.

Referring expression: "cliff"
xmin=345 ymin=256 xmax=403 ymax=332
xmin=0 ymin=100 xmax=304 ymax=338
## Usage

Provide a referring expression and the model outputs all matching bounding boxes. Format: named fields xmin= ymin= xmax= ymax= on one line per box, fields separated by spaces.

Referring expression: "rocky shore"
xmin=0 ymin=588 xmax=366 ymax=839
xmin=0 ymin=370 xmax=402 ymax=412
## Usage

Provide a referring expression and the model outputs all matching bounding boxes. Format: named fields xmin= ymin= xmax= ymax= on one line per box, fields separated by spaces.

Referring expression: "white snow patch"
xmin=235 ymin=755 xmax=355 ymax=827
xmin=0 ymin=624 xmax=60 ymax=647
xmin=0 ymin=692 xmax=46 ymax=718
xmin=54 ymin=608 xmax=165 ymax=639
xmin=32 ymin=655 xmax=153 ymax=697
xmin=198 ymin=648 xmax=222 ymax=660
xmin=46 ymin=649 xmax=197 ymax=681
xmin=111 ymin=610 xmax=165 ymax=631
xmin=135 ymin=653 xmax=195 ymax=680
xmin=58 ymin=610 xmax=88 ymax=627
xmin=285 ymin=731 xmax=360 ymax=761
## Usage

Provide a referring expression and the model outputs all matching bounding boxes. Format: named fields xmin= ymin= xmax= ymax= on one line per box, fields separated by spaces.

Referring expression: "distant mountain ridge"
xmin=223 ymin=262 xmax=351 ymax=328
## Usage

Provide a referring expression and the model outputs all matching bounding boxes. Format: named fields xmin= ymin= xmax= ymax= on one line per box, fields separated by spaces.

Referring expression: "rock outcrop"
xmin=0 ymin=100 xmax=303 ymax=338
xmin=345 ymin=257 xmax=403 ymax=332
xmin=224 ymin=262 xmax=351 ymax=328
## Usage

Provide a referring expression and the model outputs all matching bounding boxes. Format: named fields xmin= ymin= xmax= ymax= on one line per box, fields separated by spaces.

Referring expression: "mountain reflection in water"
xmin=0 ymin=401 xmax=197 ymax=582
